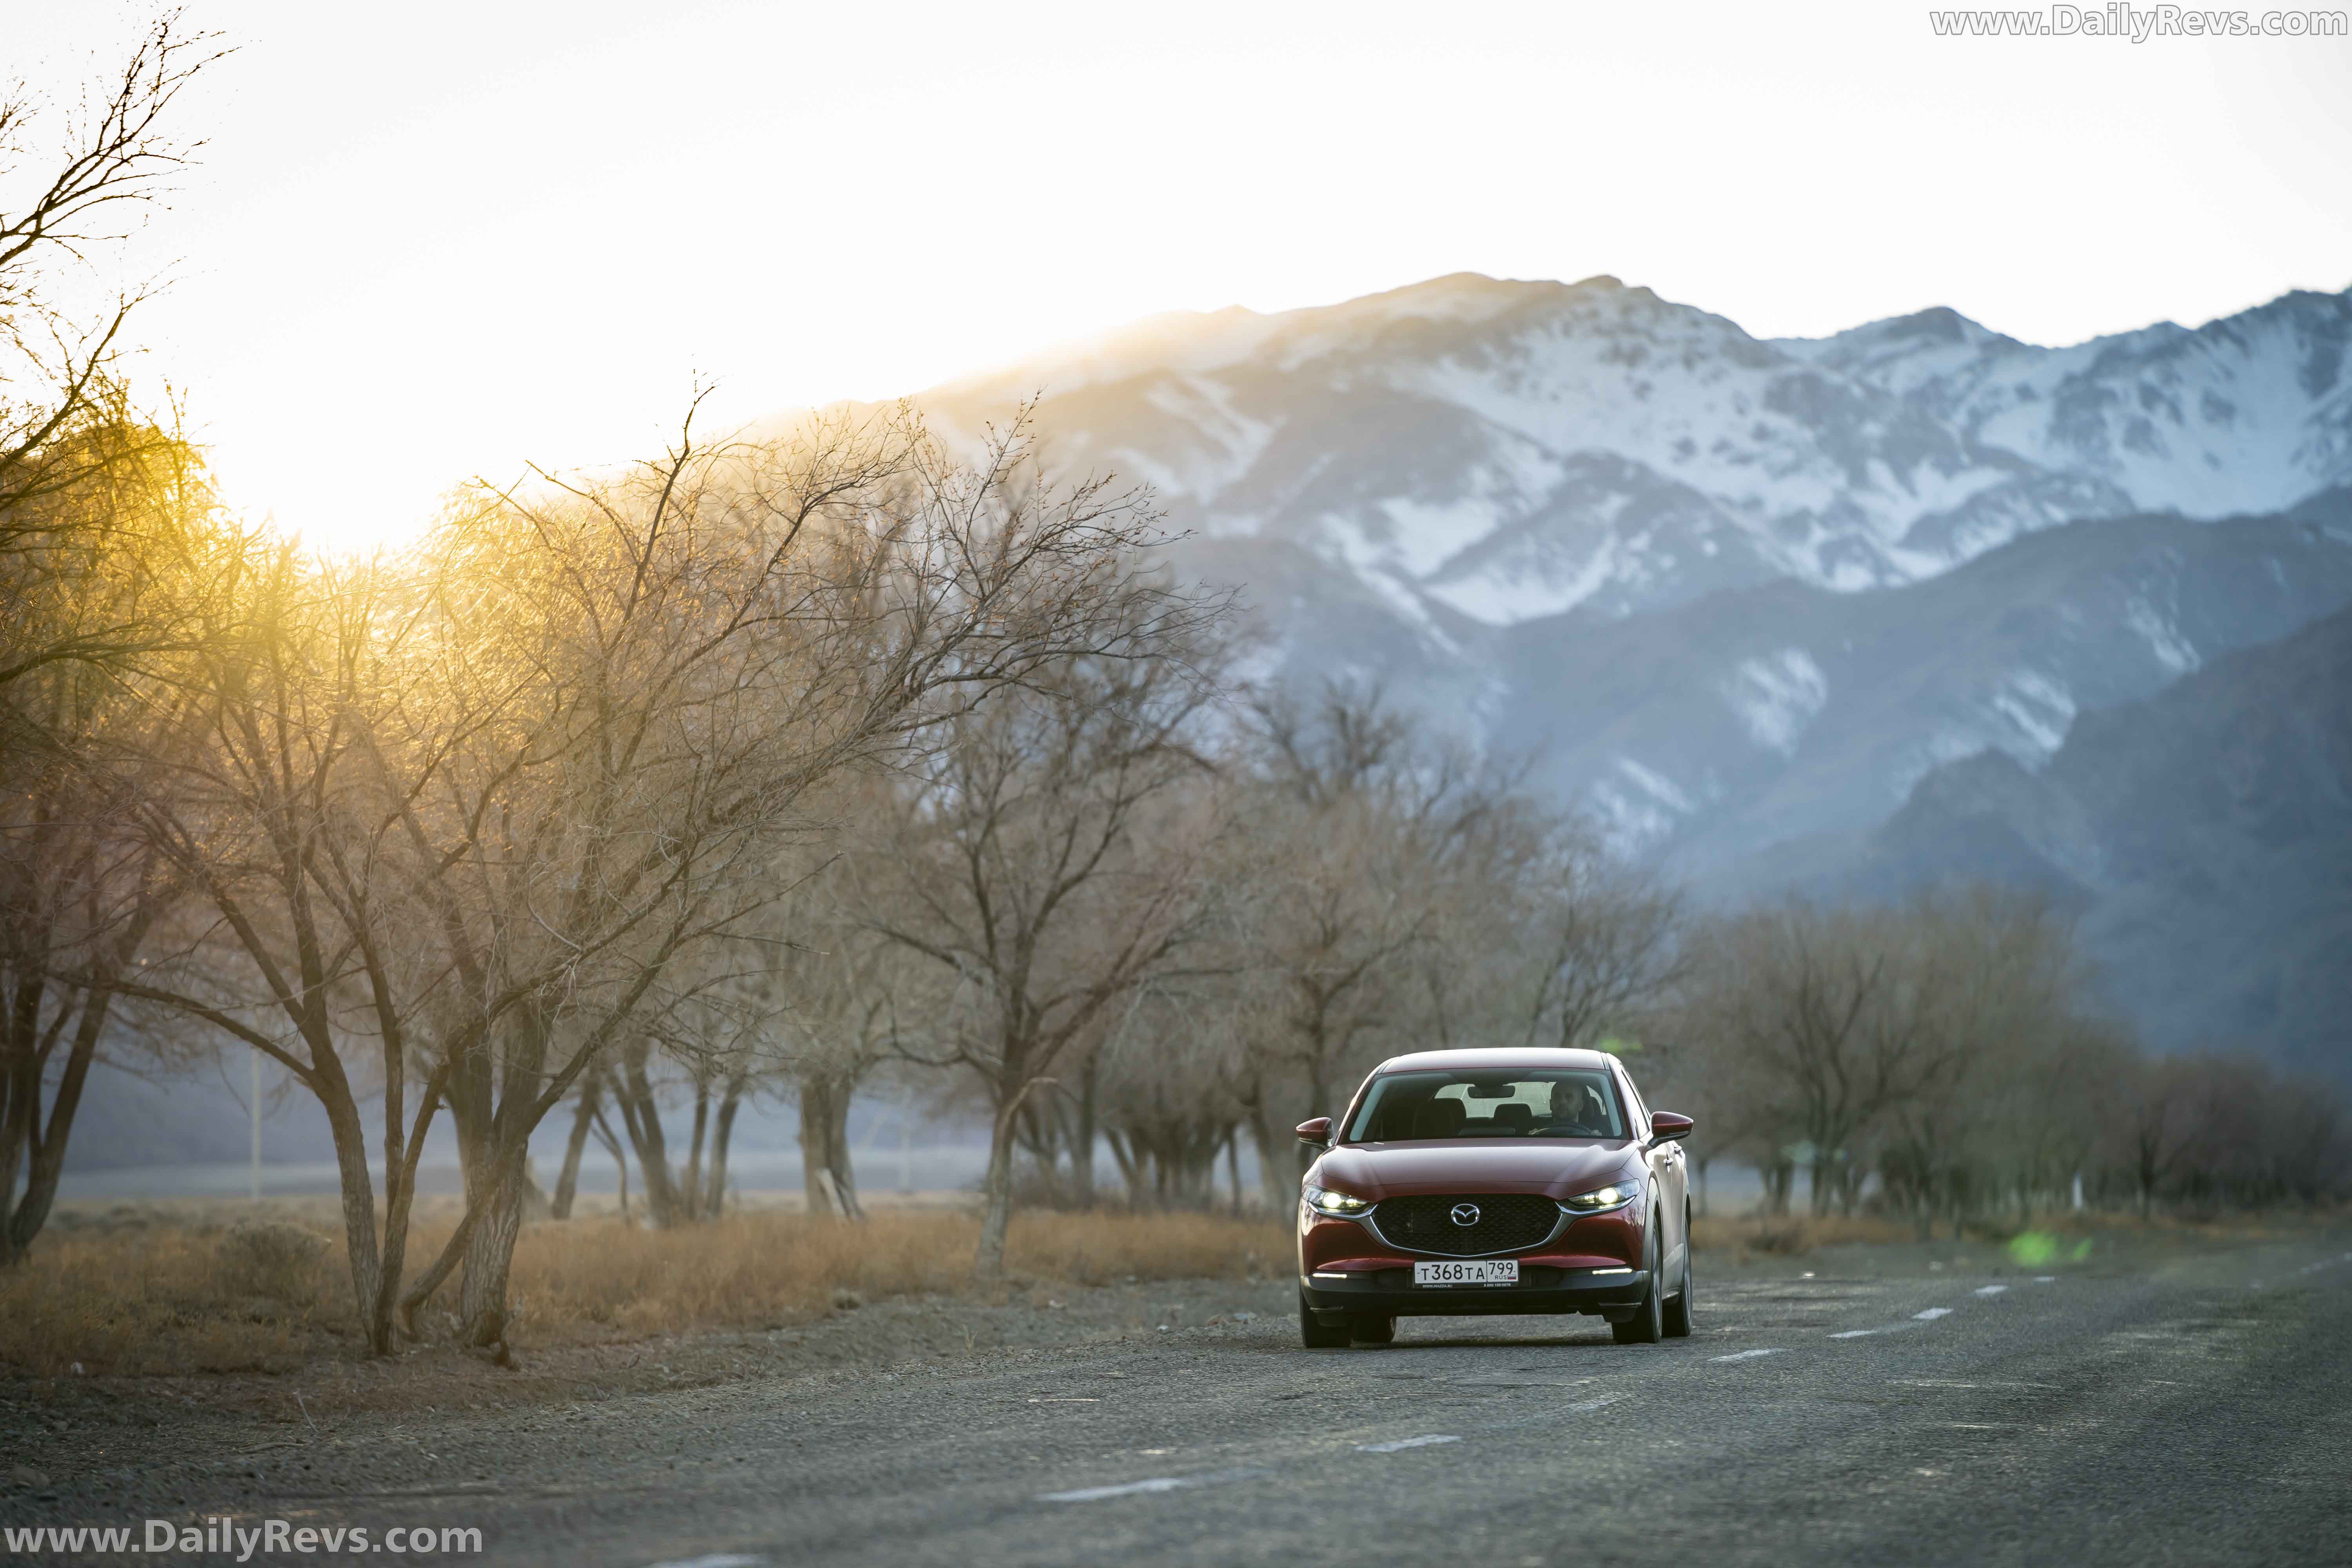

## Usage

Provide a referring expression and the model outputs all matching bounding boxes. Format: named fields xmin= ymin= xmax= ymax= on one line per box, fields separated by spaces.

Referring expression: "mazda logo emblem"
xmin=1450 ymin=1203 xmax=1481 ymax=1227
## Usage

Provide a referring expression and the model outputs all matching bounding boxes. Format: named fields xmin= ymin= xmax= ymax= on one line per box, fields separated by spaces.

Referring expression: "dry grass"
xmin=0 ymin=1208 xmax=1291 ymax=1378
xmin=0 ymin=1227 xmax=326 ymax=1378
xmin=495 ymin=1208 xmax=1289 ymax=1340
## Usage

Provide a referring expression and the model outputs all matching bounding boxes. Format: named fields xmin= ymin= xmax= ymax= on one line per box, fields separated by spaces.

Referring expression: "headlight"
xmin=1563 ymin=1180 xmax=1639 ymax=1212
xmin=1303 ymin=1185 xmax=1372 ymax=1217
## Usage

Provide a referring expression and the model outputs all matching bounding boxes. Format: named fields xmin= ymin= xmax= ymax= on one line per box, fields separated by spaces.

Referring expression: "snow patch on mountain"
xmin=1592 ymin=756 xmax=1698 ymax=855
xmin=1990 ymin=670 xmax=2077 ymax=756
xmin=1129 ymin=375 xmax=1279 ymax=503
xmin=1721 ymin=649 xmax=1829 ymax=756
xmin=2126 ymin=594 xmax=2201 ymax=673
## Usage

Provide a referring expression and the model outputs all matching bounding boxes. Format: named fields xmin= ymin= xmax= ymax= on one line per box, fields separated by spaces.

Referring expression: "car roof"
xmin=1369 ymin=1047 xmax=1622 ymax=1075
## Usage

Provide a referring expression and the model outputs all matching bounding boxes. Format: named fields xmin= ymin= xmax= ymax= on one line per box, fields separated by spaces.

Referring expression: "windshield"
xmin=1344 ymin=1067 xmax=1626 ymax=1142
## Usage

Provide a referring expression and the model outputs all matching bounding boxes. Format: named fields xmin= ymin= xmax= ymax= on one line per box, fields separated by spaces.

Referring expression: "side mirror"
xmin=1648 ymin=1111 xmax=1694 ymax=1147
xmin=1295 ymin=1116 xmax=1333 ymax=1148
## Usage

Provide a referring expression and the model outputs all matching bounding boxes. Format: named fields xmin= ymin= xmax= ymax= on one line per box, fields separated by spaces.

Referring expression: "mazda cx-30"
xmin=1294 ymin=1047 xmax=1694 ymax=1348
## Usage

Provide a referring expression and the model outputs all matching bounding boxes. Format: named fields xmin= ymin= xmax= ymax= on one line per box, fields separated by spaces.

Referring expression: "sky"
xmin=11 ymin=0 xmax=2351 ymax=550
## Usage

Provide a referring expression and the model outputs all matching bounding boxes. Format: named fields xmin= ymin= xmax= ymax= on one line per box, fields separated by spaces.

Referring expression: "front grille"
xmin=1370 ymin=1194 xmax=1561 ymax=1257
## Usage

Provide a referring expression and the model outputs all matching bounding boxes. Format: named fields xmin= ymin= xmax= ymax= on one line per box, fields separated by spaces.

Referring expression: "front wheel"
xmin=1662 ymin=1211 xmax=1693 ymax=1339
xmin=1612 ymin=1220 xmax=1664 ymax=1345
xmin=1299 ymin=1291 xmax=1351 ymax=1348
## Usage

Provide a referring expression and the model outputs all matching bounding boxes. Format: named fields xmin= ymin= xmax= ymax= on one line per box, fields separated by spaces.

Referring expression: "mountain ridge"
xmin=922 ymin=273 xmax=2352 ymax=633
xmin=1840 ymin=599 xmax=2352 ymax=1085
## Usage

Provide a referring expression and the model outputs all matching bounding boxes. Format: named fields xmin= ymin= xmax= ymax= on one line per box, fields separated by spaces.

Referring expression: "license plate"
xmin=1413 ymin=1259 xmax=1519 ymax=1287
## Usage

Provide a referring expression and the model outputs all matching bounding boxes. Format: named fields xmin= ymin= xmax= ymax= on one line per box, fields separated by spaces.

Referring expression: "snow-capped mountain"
xmin=909 ymin=276 xmax=2352 ymax=898
xmin=925 ymin=273 xmax=2352 ymax=628
xmin=1512 ymin=491 xmax=2352 ymax=874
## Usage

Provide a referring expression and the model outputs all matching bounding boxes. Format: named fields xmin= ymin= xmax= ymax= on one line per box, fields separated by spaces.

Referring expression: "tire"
xmin=1299 ymin=1291 xmax=1352 ymax=1348
xmin=1348 ymin=1313 xmax=1396 ymax=1346
xmin=1612 ymin=1218 xmax=1665 ymax=1345
xmin=1662 ymin=1208 xmax=1694 ymax=1339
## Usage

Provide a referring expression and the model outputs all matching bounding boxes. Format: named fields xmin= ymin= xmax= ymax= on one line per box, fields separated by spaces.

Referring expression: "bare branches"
xmin=0 ymin=15 xmax=227 ymax=760
xmin=0 ymin=10 xmax=221 ymax=281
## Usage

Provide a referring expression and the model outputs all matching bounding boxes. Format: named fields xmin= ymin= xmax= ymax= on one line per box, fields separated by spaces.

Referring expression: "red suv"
xmin=1294 ymin=1047 xmax=1694 ymax=1348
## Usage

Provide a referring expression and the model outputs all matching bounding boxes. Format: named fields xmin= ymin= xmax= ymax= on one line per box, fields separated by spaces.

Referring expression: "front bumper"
xmin=1300 ymin=1263 xmax=1651 ymax=1321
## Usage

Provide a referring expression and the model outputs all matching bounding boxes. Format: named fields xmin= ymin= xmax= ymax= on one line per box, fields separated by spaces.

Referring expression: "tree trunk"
xmin=2 ymin=971 xmax=120 ymax=1262
xmin=1249 ymin=1111 xmax=1295 ymax=1218
xmin=799 ymin=1073 xmax=864 ymax=1220
xmin=682 ymin=1080 xmax=710 ymax=1224
xmin=612 ymin=1041 xmax=684 ymax=1227
xmin=595 ymin=1110 xmax=631 ymax=1223
xmin=1226 ymin=1128 xmax=1243 ymax=1216
xmin=973 ymin=1103 xmax=1019 ymax=1280
xmin=1103 ymin=1127 xmax=1141 ymax=1203
xmin=550 ymin=1073 xmax=602 ymax=1221
xmin=1301 ymin=1063 xmax=1331 ymax=1186
xmin=320 ymin=1088 xmax=391 ymax=1356
xmin=704 ymin=1076 xmax=743 ymax=1220
xmin=1069 ymin=1055 xmax=1098 ymax=1209
xmin=458 ymin=1149 xmax=526 ymax=1357
xmin=0 ymin=1045 xmax=34 ymax=1266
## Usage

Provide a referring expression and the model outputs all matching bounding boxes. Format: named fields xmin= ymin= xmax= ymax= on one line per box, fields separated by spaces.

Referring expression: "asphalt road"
xmin=14 ymin=1229 xmax=2352 ymax=1567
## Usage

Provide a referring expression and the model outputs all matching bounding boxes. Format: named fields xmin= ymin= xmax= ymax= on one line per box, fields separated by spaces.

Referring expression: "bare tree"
xmin=1218 ymin=685 xmax=1539 ymax=1209
xmin=1511 ymin=841 xmax=1682 ymax=1054
xmin=861 ymin=611 xmax=1228 ymax=1278
xmin=0 ymin=426 xmax=246 ymax=1265
xmin=390 ymin=400 xmax=1219 ymax=1347
xmin=0 ymin=684 xmax=176 ymax=1263
xmin=755 ymin=865 xmax=915 ymax=1222
xmin=113 ymin=400 xmax=1198 ymax=1357
xmin=1677 ymin=897 xmax=1971 ymax=1216
xmin=596 ymin=950 xmax=770 ymax=1228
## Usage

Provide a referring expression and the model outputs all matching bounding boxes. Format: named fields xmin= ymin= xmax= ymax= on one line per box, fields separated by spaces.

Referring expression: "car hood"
xmin=1312 ymin=1139 xmax=1639 ymax=1200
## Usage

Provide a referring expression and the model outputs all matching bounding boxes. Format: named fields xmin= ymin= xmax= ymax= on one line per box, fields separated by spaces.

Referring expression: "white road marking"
xmin=2033 ymin=1276 xmax=2056 ymax=1283
xmin=1913 ymin=1308 xmax=1953 ymax=1320
xmin=1042 ymin=1477 xmax=1189 ymax=1503
xmin=1973 ymin=1285 xmax=2007 ymax=1296
xmin=1039 ymin=1466 xmax=1268 ymax=1504
xmin=1829 ymin=1329 xmax=1880 ymax=1339
xmin=1357 ymin=1435 xmax=1461 ymax=1453
xmin=1711 ymin=1349 xmax=1787 ymax=1362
